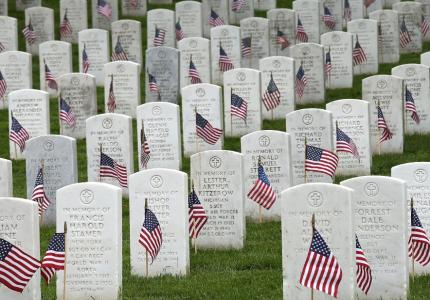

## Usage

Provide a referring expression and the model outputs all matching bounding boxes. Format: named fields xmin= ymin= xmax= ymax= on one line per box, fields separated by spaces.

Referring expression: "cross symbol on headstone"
xmin=365 ymin=183 xmax=378 ymax=196
xmin=80 ymin=189 xmax=93 ymax=204
xmin=415 ymin=169 xmax=427 ymax=183
xmin=308 ymin=192 xmax=322 ymax=206
xmin=259 ymin=136 xmax=270 ymax=147
xmin=209 ymin=156 xmax=221 ymax=168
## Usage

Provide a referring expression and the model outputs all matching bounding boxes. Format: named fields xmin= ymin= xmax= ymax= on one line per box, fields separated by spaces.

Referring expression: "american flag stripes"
xmin=377 ymin=105 xmax=393 ymax=143
xmin=0 ymin=238 xmax=40 ymax=293
xmin=408 ymin=204 xmax=430 ymax=266
xmin=22 ymin=20 xmax=36 ymax=45
xmin=82 ymin=44 xmax=90 ymax=73
xmin=175 ymin=19 xmax=185 ymax=41
xmin=129 ymin=0 xmax=138 ymax=9
xmin=111 ymin=37 xmax=128 ymax=61
xmin=97 ymin=0 xmax=113 ymax=19
xmin=299 ymin=226 xmax=343 ymax=298
xmin=323 ymin=5 xmax=336 ymax=30
xmin=247 ymin=159 xmax=276 ymax=210
xmin=363 ymin=0 xmax=375 ymax=8
xmin=209 ymin=9 xmax=224 ymax=27
xmin=9 ymin=116 xmax=30 ymax=152
xmin=31 ymin=167 xmax=51 ymax=216
xmin=400 ymin=17 xmax=412 ymax=48
xmin=422 ymin=15 xmax=430 ymax=37
xmin=140 ymin=126 xmax=150 ymax=169
xmin=356 ymin=235 xmax=372 ymax=294
xmin=325 ymin=47 xmax=332 ymax=77
xmin=344 ymin=0 xmax=352 ymax=22
xmin=219 ymin=44 xmax=234 ymax=72
xmin=148 ymin=72 xmax=158 ymax=92
xmin=41 ymin=265 xmax=55 ymax=284
xmin=153 ymin=26 xmax=166 ymax=47
xmin=139 ymin=206 xmax=163 ymax=263
xmin=296 ymin=16 xmax=308 ymax=43
xmin=353 ymin=35 xmax=367 ymax=65
xmin=262 ymin=73 xmax=281 ymax=111
xmin=41 ymin=233 xmax=65 ymax=284
xmin=276 ymin=29 xmax=289 ymax=50
xmin=188 ymin=57 xmax=202 ymax=84
xmin=44 ymin=61 xmax=58 ymax=91
xmin=231 ymin=92 xmax=248 ymax=121
xmin=232 ymin=0 xmax=245 ymax=12
xmin=295 ymin=63 xmax=307 ymax=99
xmin=188 ymin=188 xmax=208 ymax=239
xmin=405 ymin=85 xmax=420 ymax=124
xmin=336 ymin=127 xmax=360 ymax=160
xmin=0 ymin=42 xmax=5 ymax=52
xmin=196 ymin=111 xmax=223 ymax=145
xmin=107 ymin=75 xmax=116 ymax=113
xmin=100 ymin=151 xmax=128 ymax=188
xmin=305 ymin=145 xmax=339 ymax=177
xmin=0 ymin=70 xmax=7 ymax=100
xmin=60 ymin=9 xmax=73 ymax=39
xmin=59 ymin=97 xmax=76 ymax=128
xmin=241 ymin=36 xmax=252 ymax=58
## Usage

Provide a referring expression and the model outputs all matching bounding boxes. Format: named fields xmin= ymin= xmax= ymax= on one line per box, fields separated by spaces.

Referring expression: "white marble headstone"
xmin=91 ymin=0 xmax=118 ymax=30
xmin=0 ymin=0 xmax=7 ymax=15
xmin=0 ymin=158 xmax=12 ymax=197
xmin=421 ymin=51 xmax=430 ymax=66
xmin=201 ymin=0 xmax=229 ymax=38
xmin=267 ymin=8 xmax=296 ymax=56
xmin=418 ymin=0 xmax=430 ymax=41
xmin=59 ymin=0 xmax=88 ymax=43
xmin=178 ymin=37 xmax=211 ymax=88
xmin=24 ymin=7 xmax=54 ymax=56
xmin=322 ymin=0 xmax=344 ymax=32
xmin=254 ymin=0 xmax=276 ymax=10
xmin=175 ymin=1 xmax=203 ymax=39
xmin=16 ymin=0 xmax=41 ymax=11
xmin=393 ymin=2 xmax=422 ymax=54
xmin=122 ymin=0 xmax=146 ymax=16
xmin=228 ymin=0 xmax=254 ymax=25
xmin=147 ymin=9 xmax=175 ymax=48
xmin=240 ymin=17 xmax=269 ymax=69
xmin=369 ymin=10 xmax=400 ymax=64
xmin=0 ymin=16 xmax=18 ymax=52
xmin=111 ymin=20 xmax=142 ymax=67
xmin=292 ymin=0 xmax=322 ymax=44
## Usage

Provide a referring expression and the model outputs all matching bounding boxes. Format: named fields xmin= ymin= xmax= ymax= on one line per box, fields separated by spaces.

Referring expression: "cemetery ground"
xmin=1 ymin=1 xmax=430 ymax=299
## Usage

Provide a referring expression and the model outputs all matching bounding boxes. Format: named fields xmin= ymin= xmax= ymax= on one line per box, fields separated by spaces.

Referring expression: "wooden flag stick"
xmin=145 ymin=198 xmax=149 ymax=278
xmin=411 ymin=197 xmax=415 ymax=282
xmin=304 ymin=137 xmax=308 ymax=183
xmin=11 ymin=111 xmax=18 ymax=156
xmin=99 ymin=143 xmax=103 ymax=182
xmin=194 ymin=106 xmax=199 ymax=154
xmin=311 ymin=213 xmax=315 ymax=300
xmin=63 ymin=221 xmax=68 ymax=300
xmin=230 ymin=87 xmax=233 ymax=137
xmin=404 ymin=85 xmax=408 ymax=135
xmin=258 ymin=156 xmax=263 ymax=224
xmin=377 ymin=100 xmax=381 ymax=156
xmin=40 ymin=159 xmax=45 ymax=226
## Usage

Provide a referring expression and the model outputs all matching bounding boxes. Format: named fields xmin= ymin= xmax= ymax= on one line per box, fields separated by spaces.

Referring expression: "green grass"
xmin=1 ymin=0 xmax=430 ymax=299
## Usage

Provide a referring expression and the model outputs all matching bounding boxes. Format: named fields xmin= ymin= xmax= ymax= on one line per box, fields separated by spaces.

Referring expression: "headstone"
xmin=39 ymin=41 xmax=73 ymax=96
xmin=223 ymin=68 xmax=262 ymax=137
xmin=56 ymin=182 xmax=122 ymax=300
xmin=201 ymin=0 xmax=229 ymax=38
xmin=129 ymin=169 xmax=189 ymax=277
xmin=347 ymin=0 xmax=365 ymax=22
xmin=281 ymin=183 xmax=355 ymax=300
xmin=241 ymin=130 xmax=293 ymax=221
xmin=78 ymin=29 xmax=110 ymax=86
xmin=369 ymin=10 xmax=400 ymax=64
xmin=91 ymin=0 xmax=118 ymax=31
xmin=86 ymin=113 xmax=134 ymax=195
xmin=326 ymin=99 xmax=372 ymax=176
xmin=392 ymin=64 xmax=430 ymax=134
xmin=16 ymin=0 xmax=40 ymax=11
xmin=347 ymin=19 xmax=379 ymax=75
xmin=24 ymin=7 xmax=54 ymax=56
xmin=289 ymin=43 xmax=325 ymax=104
xmin=182 ymin=83 xmax=223 ymax=156
xmin=148 ymin=0 xmax=172 ymax=3
xmin=417 ymin=0 xmax=430 ymax=41
xmin=136 ymin=102 xmax=182 ymax=170
xmin=25 ymin=135 xmax=78 ymax=226
xmin=254 ymin=0 xmax=276 ymax=10
xmin=59 ymin=0 xmax=88 ymax=43
xmin=285 ymin=108 xmax=334 ymax=185
xmin=190 ymin=150 xmax=245 ymax=249
xmin=8 ymin=89 xmax=50 ymax=160
xmin=267 ymin=8 xmax=296 ymax=56
xmin=175 ymin=1 xmax=203 ymax=39
xmin=0 ymin=158 xmax=12 ymax=197
xmin=392 ymin=162 xmax=430 ymax=275
xmin=104 ymin=61 xmax=140 ymax=118
xmin=0 ymin=197 xmax=40 ymax=300
xmin=362 ymin=75 xmax=404 ymax=154
xmin=385 ymin=0 xmax=401 ymax=8
xmin=364 ymin=0 xmax=384 ymax=16
xmin=0 ymin=16 xmax=18 ymax=52
xmin=240 ymin=17 xmax=269 ymax=69
xmin=322 ymin=0 xmax=344 ymax=32
xmin=421 ymin=51 xmax=430 ymax=66
xmin=210 ymin=25 xmax=241 ymax=85
xmin=178 ymin=37 xmax=211 ymax=89
xmin=111 ymin=20 xmax=142 ymax=67
xmin=0 ymin=51 xmax=32 ymax=109
xmin=147 ymin=9 xmax=175 ymax=48
xmin=259 ymin=56 xmax=296 ymax=119
xmin=0 ymin=0 xmax=7 ymax=15
xmin=393 ymin=2 xmax=422 ymax=54
xmin=122 ymin=0 xmax=146 ymax=16
xmin=292 ymin=0 xmax=322 ymax=44
xmin=228 ymin=0 xmax=254 ymax=25
xmin=145 ymin=46 xmax=179 ymax=103
xmin=57 ymin=73 xmax=97 ymax=139
xmin=341 ymin=176 xmax=408 ymax=300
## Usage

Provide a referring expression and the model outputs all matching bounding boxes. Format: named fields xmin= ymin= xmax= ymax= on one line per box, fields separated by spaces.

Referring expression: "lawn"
xmin=0 ymin=0 xmax=430 ymax=299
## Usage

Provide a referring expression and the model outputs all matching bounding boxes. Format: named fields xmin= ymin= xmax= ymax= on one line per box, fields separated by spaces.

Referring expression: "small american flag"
xmin=129 ymin=0 xmax=138 ymax=9
xmin=336 ymin=127 xmax=360 ymax=160
xmin=377 ymin=105 xmax=393 ymax=143
xmin=209 ymin=9 xmax=224 ymax=27
xmin=422 ymin=15 xmax=430 ymax=37
xmin=9 ymin=116 xmax=29 ymax=152
xmin=296 ymin=16 xmax=308 ymax=43
xmin=356 ymin=235 xmax=372 ymax=294
xmin=276 ymin=28 xmax=289 ymax=50
xmin=299 ymin=228 xmax=342 ymax=298
xmin=60 ymin=9 xmax=73 ymax=39
xmin=219 ymin=44 xmax=234 ymax=72
xmin=107 ymin=75 xmax=116 ymax=113
xmin=140 ymin=126 xmax=150 ymax=169
xmin=175 ymin=19 xmax=185 ymax=41
xmin=231 ymin=92 xmax=248 ymax=121
xmin=344 ymin=0 xmax=352 ymax=22
xmin=148 ymin=72 xmax=158 ymax=92
xmin=188 ymin=188 xmax=208 ymax=239
xmin=323 ymin=5 xmax=336 ymax=30
xmin=41 ymin=233 xmax=65 ymax=284
xmin=139 ymin=207 xmax=163 ymax=263
xmin=0 ymin=42 xmax=5 ymax=52
xmin=153 ymin=26 xmax=166 ymax=47
xmin=400 ymin=17 xmax=412 ymax=48
xmin=232 ymin=0 xmax=245 ymax=12
xmin=196 ymin=111 xmax=223 ymax=145
xmin=97 ymin=0 xmax=112 ymax=19
xmin=44 ymin=61 xmax=58 ymax=91
xmin=325 ymin=47 xmax=332 ymax=77
xmin=241 ymin=36 xmax=252 ymax=58
xmin=405 ymin=85 xmax=420 ymax=124
xmin=409 ymin=205 xmax=430 ymax=266
xmin=111 ymin=36 xmax=128 ymax=61
xmin=60 ymin=97 xmax=76 ymax=128
xmin=262 ymin=73 xmax=281 ymax=111
xmin=22 ymin=20 xmax=36 ymax=45
xmin=100 ymin=151 xmax=128 ymax=188
xmin=31 ymin=167 xmax=51 ymax=216
xmin=0 ymin=70 xmax=7 ymax=99
xmin=0 ymin=238 xmax=40 ymax=293
xmin=82 ymin=44 xmax=90 ymax=73
xmin=295 ymin=63 xmax=307 ymax=99
xmin=188 ymin=57 xmax=202 ymax=84
xmin=247 ymin=159 xmax=276 ymax=210
xmin=353 ymin=35 xmax=367 ymax=65
xmin=363 ymin=0 xmax=375 ymax=8
xmin=305 ymin=145 xmax=339 ymax=177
